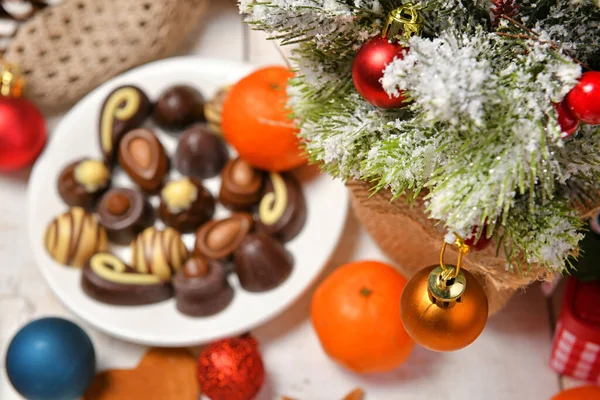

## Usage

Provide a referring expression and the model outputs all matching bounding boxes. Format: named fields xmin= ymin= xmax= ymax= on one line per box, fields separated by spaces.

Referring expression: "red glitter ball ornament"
xmin=197 ymin=335 xmax=265 ymax=400
xmin=352 ymin=35 xmax=408 ymax=109
xmin=566 ymin=71 xmax=600 ymax=125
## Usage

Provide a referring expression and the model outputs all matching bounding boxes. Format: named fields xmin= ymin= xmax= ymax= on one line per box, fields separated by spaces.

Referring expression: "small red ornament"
xmin=566 ymin=71 xmax=600 ymax=125
xmin=197 ymin=334 xmax=265 ymax=400
xmin=553 ymin=100 xmax=579 ymax=138
xmin=0 ymin=63 xmax=46 ymax=171
xmin=352 ymin=35 xmax=407 ymax=109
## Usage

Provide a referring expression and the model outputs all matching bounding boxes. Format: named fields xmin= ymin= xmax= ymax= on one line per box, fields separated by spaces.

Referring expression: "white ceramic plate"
xmin=27 ymin=57 xmax=348 ymax=347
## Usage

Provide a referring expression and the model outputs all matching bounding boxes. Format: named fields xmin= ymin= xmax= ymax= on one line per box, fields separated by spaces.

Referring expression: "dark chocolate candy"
xmin=57 ymin=158 xmax=111 ymax=210
xmin=96 ymin=188 xmax=155 ymax=245
xmin=194 ymin=213 xmax=254 ymax=260
xmin=152 ymin=85 xmax=206 ymax=131
xmin=99 ymin=85 xmax=151 ymax=165
xmin=173 ymin=257 xmax=234 ymax=317
xmin=118 ymin=128 xmax=170 ymax=193
xmin=233 ymin=232 xmax=293 ymax=292
xmin=175 ymin=125 xmax=229 ymax=179
xmin=131 ymin=227 xmax=189 ymax=281
xmin=82 ymin=252 xmax=172 ymax=306
xmin=219 ymin=158 xmax=263 ymax=211
xmin=256 ymin=172 xmax=306 ymax=242
xmin=158 ymin=177 xmax=215 ymax=233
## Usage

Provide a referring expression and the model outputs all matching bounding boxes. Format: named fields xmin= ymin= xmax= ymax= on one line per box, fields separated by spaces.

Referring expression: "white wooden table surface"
xmin=0 ymin=2 xmax=585 ymax=399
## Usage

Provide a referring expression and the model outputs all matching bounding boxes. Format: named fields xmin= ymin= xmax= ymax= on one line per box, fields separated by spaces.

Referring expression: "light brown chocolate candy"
xmin=43 ymin=207 xmax=108 ymax=267
xmin=219 ymin=158 xmax=264 ymax=211
xmin=130 ymin=227 xmax=189 ymax=281
xmin=194 ymin=213 xmax=254 ymax=261
xmin=118 ymin=128 xmax=170 ymax=193
xmin=99 ymin=85 xmax=151 ymax=165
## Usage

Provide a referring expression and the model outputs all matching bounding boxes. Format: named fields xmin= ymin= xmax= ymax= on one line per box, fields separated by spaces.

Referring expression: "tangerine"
xmin=311 ymin=260 xmax=414 ymax=374
xmin=552 ymin=385 xmax=600 ymax=400
xmin=221 ymin=66 xmax=306 ymax=172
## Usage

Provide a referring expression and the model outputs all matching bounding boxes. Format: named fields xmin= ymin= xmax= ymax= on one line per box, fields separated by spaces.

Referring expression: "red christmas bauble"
xmin=464 ymin=226 xmax=492 ymax=251
xmin=352 ymin=35 xmax=407 ymax=109
xmin=0 ymin=97 xmax=46 ymax=171
xmin=553 ymin=100 xmax=579 ymax=138
xmin=566 ymin=71 xmax=600 ymax=125
xmin=197 ymin=335 xmax=265 ymax=400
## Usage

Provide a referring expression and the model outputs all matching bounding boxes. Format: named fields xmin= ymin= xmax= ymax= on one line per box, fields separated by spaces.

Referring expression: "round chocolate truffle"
xmin=173 ymin=258 xmax=234 ymax=317
xmin=175 ymin=125 xmax=229 ymax=179
xmin=57 ymin=159 xmax=111 ymax=210
xmin=158 ymin=177 xmax=216 ymax=233
xmin=152 ymin=85 xmax=206 ymax=131
xmin=130 ymin=227 xmax=189 ymax=281
xmin=96 ymin=188 xmax=155 ymax=245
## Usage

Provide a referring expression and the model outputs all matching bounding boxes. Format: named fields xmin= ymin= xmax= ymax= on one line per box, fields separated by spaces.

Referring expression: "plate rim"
xmin=26 ymin=56 xmax=349 ymax=346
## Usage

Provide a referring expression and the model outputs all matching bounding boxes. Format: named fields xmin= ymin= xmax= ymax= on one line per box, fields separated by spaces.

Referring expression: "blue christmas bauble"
xmin=5 ymin=317 xmax=96 ymax=400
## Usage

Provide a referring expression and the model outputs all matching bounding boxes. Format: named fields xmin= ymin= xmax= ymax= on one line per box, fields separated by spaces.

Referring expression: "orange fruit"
xmin=311 ymin=261 xmax=414 ymax=374
xmin=221 ymin=66 xmax=306 ymax=172
xmin=552 ymin=386 xmax=600 ymax=400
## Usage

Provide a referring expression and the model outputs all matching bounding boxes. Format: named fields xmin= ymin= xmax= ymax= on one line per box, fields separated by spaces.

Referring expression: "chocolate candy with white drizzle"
xmin=99 ymin=85 xmax=151 ymax=165
xmin=256 ymin=172 xmax=307 ymax=242
xmin=57 ymin=158 xmax=111 ymax=210
xmin=219 ymin=158 xmax=264 ymax=211
xmin=194 ymin=213 xmax=254 ymax=261
xmin=82 ymin=252 xmax=173 ymax=306
xmin=131 ymin=227 xmax=189 ymax=281
xmin=173 ymin=257 xmax=234 ymax=317
xmin=118 ymin=128 xmax=170 ymax=193
xmin=158 ymin=177 xmax=215 ymax=233
xmin=43 ymin=207 xmax=108 ymax=268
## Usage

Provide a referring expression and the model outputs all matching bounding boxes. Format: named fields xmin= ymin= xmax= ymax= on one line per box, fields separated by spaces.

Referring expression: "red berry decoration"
xmin=197 ymin=334 xmax=265 ymax=400
xmin=352 ymin=35 xmax=407 ymax=109
xmin=0 ymin=64 xmax=46 ymax=172
xmin=553 ymin=100 xmax=579 ymax=138
xmin=464 ymin=226 xmax=492 ymax=251
xmin=566 ymin=71 xmax=600 ymax=125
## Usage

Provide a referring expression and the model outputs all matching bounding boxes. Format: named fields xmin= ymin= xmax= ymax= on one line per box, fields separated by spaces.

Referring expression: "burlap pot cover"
xmin=347 ymin=180 xmax=558 ymax=315
xmin=5 ymin=0 xmax=208 ymax=112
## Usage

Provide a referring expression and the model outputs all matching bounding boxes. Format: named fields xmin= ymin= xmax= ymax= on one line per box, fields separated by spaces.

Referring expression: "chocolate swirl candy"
xmin=57 ymin=159 xmax=111 ymax=210
xmin=158 ymin=177 xmax=215 ymax=233
xmin=44 ymin=207 xmax=108 ymax=267
xmin=234 ymin=232 xmax=293 ymax=292
xmin=219 ymin=158 xmax=264 ymax=211
xmin=173 ymin=257 xmax=234 ymax=317
xmin=96 ymin=188 xmax=155 ymax=245
xmin=175 ymin=125 xmax=229 ymax=179
xmin=152 ymin=85 xmax=206 ymax=131
xmin=99 ymin=85 xmax=151 ymax=165
xmin=82 ymin=252 xmax=173 ymax=306
xmin=130 ymin=227 xmax=189 ymax=281
xmin=118 ymin=128 xmax=170 ymax=193
xmin=194 ymin=213 xmax=254 ymax=261
xmin=256 ymin=172 xmax=307 ymax=242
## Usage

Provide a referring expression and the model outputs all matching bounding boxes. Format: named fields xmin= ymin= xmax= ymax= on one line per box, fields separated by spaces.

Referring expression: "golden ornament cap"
xmin=383 ymin=3 xmax=424 ymax=44
xmin=0 ymin=61 xmax=24 ymax=98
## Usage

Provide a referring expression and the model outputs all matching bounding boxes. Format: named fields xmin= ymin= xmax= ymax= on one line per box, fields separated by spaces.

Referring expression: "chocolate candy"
xmin=205 ymin=86 xmax=230 ymax=134
xmin=96 ymin=188 xmax=155 ymax=245
xmin=173 ymin=257 xmax=234 ymax=317
xmin=158 ymin=177 xmax=215 ymax=233
xmin=82 ymin=253 xmax=173 ymax=306
xmin=131 ymin=227 xmax=189 ymax=281
xmin=152 ymin=85 xmax=206 ymax=131
xmin=57 ymin=158 xmax=111 ymax=210
xmin=99 ymin=85 xmax=151 ymax=165
xmin=194 ymin=213 xmax=254 ymax=260
xmin=256 ymin=172 xmax=307 ymax=242
xmin=118 ymin=128 xmax=170 ymax=193
xmin=219 ymin=158 xmax=263 ymax=211
xmin=175 ymin=125 xmax=229 ymax=179
xmin=43 ymin=207 xmax=108 ymax=267
xmin=233 ymin=232 xmax=293 ymax=292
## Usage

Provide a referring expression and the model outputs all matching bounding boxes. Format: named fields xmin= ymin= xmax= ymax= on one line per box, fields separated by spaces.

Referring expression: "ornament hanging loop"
xmin=439 ymin=234 xmax=470 ymax=280
xmin=382 ymin=3 xmax=424 ymax=44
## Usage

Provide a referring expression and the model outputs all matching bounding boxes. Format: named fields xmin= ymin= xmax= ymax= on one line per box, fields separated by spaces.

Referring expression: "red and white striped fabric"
xmin=549 ymin=278 xmax=600 ymax=384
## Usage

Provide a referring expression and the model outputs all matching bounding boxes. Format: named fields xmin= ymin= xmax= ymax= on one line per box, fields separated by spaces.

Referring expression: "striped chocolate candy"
xmin=130 ymin=227 xmax=189 ymax=281
xmin=44 ymin=207 xmax=108 ymax=267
